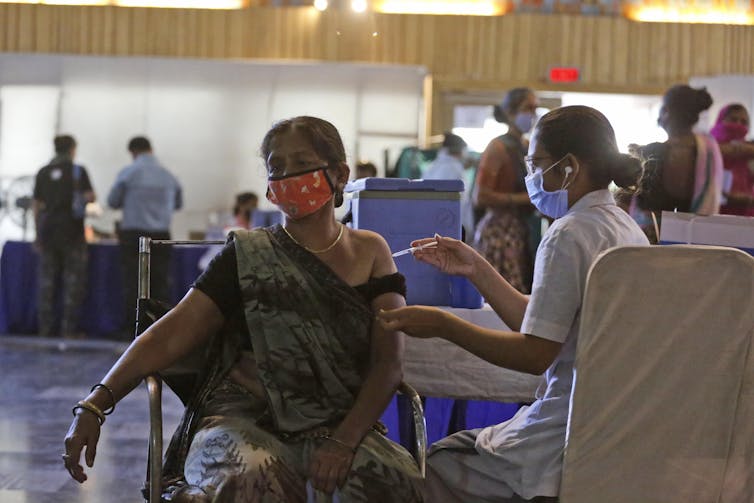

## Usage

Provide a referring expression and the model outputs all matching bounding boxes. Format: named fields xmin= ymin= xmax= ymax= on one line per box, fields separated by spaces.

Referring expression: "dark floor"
xmin=0 ymin=336 xmax=183 ymax=503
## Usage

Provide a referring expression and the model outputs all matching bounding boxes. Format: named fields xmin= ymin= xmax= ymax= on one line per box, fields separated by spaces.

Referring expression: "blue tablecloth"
xmin=0 ymin=240 xmax=209 ymax=338
xmin=0 ymin=240 xmax=520 ymax=448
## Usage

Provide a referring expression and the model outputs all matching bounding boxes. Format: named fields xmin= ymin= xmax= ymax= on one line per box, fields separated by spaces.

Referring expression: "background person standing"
xmin=107 ymin=136 xmax=183 ymax=337
xmin=630 ymin=85 xmax=722 ymax=242
xmin=33 ymin=134 xmax=96 ymax=338
xmin=425 ymin=132 xmax=474 ymax=240
xmin=473 ymin=88 xmax=539 ymax=293
xmin=710 ymin=103 xmax=754 ymax=216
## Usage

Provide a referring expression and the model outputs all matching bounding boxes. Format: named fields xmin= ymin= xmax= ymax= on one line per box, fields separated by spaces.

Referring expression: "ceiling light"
xmin=0 ymin=1 xmax=109 ymax=4
xmin=116 ymin=0 xmax=246 ymax=7
xmin=375 ymin=0 xmax=506 ymax=16
xmin=624 ymin=5 xmax=754 ymax=24
xmin=313 ymin=0 xmax=328 ymax=11
xmin=351 ymin=0 xmax=367 ymax=13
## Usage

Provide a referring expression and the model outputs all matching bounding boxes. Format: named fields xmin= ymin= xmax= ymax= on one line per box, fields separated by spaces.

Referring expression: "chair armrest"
xmin=146 ymin=375 xmax=163 ymax=503
xmin=397 ymin=381 xmax=426 ymax=477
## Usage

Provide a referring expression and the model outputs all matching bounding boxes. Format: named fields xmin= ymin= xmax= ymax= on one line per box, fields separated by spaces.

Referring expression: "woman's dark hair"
xmin=534 ymin=105 xmax=641 ymax=189
xmin=493 ymin=87 xmax=533 ymax=125
xmin=662 ymin=85 xmax=713 ymax=128
xmin=261 ymin=116 xmax=347 ymax=206
xmin=261 ymin=116 xmax=346 ymax=168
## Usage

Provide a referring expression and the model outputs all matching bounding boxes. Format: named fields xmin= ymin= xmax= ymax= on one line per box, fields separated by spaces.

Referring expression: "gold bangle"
xmin=73 ymin=400 xmax=106 ymax=425
xmin=90 ymin=384 xmax=116 ymax=415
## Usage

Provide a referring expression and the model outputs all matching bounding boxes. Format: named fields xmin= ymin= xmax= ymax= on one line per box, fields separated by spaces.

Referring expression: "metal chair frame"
xmin=138 ymin=237 xmax=427 ymax=503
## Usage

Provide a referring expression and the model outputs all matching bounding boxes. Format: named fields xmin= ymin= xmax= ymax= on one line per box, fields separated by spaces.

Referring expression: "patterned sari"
xmin=159 ymin=227 xmax=422 ymax=502
xmin=473 ymin=134 xmax=536 ymax=294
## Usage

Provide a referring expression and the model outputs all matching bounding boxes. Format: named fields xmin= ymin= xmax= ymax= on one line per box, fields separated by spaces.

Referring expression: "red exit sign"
xmin=549 ymin=67 xmax=580 ymax=83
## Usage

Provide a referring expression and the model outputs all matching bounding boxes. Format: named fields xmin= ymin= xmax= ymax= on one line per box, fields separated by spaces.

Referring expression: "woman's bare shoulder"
xmin=348 ymin=228 xmax=390 ymax=252
xmin=346 ymin=228 xmax=396 ymax=275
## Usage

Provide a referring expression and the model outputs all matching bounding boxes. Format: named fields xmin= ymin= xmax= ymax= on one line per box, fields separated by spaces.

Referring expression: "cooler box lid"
xmin=345 ymin=178 xmax=464 ymax=193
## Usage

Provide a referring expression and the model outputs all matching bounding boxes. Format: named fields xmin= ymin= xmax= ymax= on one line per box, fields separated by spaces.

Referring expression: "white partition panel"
xmin=358 ymin=67 xmax=423 ymax=136
xmin=690 ymin=74 xmax=754 ymax=134
xmin=0 ymin=86 xmax=60 ymax=179
xmin=0 ymin=54 xmax=426 ymax=241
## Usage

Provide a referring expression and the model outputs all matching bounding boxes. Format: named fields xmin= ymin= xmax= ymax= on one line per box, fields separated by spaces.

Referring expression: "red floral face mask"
xmin=266 ymin=167 xmax=334 ymax=219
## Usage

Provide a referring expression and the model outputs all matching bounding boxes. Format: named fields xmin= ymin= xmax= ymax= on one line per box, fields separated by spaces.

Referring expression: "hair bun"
xmin=493 ymin=104 xmax=508 ymax=124
xmin=695 ymin=87 xmax=713 ymax=113
xmin=610 ymin=153 xmax=643 ymax=189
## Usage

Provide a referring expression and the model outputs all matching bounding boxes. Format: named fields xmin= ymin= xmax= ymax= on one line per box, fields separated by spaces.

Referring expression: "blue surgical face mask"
xmin=514 ymin=112 xmax=536 ymax=134
xmin=524 ymin=155 xmax=574 ymax=219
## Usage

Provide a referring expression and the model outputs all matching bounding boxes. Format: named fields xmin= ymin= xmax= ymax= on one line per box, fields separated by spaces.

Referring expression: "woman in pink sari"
xmin=710 ymin=104 xmax=754 ymax=216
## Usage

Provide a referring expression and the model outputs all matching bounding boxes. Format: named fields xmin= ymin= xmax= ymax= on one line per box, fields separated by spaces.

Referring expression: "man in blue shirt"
xmin=108 ymin=136 xmax=183 ymax=337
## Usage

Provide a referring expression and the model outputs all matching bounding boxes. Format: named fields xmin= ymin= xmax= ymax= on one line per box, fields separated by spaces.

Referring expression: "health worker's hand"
xmin=411 ymin=235 xmax=480 ymax=279
xmin=377 ymin=306 xmax=449 ymax=339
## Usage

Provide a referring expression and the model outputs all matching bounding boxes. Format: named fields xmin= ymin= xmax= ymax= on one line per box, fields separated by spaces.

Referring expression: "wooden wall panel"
xmin=2 ymin=4 xmax=754 ymax=132
xmin=5 ymin=4 xmax=751 ymax=88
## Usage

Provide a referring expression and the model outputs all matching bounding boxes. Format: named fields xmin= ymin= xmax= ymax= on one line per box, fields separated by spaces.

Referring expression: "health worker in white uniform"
xmin=379 ymin=105 xmax=650 ymax=503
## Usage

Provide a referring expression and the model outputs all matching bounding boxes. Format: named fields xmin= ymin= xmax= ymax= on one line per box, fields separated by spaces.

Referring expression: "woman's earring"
xmin=334 ymin=190 xmax=344 ymax=208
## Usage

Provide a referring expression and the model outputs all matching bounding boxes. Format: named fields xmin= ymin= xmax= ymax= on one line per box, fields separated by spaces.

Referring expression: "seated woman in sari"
xmin=624 ymin=85 xmax=723 ymax=242
xmin=62 ymin=116 xmax=423 ymax=503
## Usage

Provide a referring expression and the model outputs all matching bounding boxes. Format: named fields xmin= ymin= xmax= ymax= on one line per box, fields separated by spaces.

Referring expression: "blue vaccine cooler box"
xmin=346 ymin=178 xmax=482 ymax=308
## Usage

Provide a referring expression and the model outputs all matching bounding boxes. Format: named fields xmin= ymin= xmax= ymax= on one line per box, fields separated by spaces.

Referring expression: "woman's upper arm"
xmin=476 ymin=142 xmax=505 ymax=190
xmin=368 ymin=235 xmax=405 ymax=362
xmin=521 ymin=229 xmax=584 ymax=345
xmin=476 ymin=140 xmax=515 ymax=204
xmin=141 ymin=287 xmax=226 ymax=368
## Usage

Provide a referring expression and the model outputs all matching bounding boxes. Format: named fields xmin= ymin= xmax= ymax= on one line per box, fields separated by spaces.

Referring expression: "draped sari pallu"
xmin=159 ymin=228 xmax=422 ymax=503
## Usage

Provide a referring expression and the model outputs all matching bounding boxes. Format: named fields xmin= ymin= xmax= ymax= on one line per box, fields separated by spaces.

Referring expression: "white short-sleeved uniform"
xmin=427 ymin=189 xmax=649 ymax=501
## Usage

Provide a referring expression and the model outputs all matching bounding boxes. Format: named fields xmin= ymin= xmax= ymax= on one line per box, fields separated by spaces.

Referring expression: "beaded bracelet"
xmin=72 ymin=400 xmax=106 ymax=426
xmin=90 ymin=383 xmax=116 ymax=415
xmin=323 ymin=436 xmax=357 ymax=454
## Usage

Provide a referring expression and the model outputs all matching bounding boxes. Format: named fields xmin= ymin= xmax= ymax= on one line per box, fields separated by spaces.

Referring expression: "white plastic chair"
xmin=561 ymin=245 xmax=754 ymax=503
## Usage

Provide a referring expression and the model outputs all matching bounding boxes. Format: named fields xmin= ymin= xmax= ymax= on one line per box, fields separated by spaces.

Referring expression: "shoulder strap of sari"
xmin=690 ymin=134 xmax=723 ymax=215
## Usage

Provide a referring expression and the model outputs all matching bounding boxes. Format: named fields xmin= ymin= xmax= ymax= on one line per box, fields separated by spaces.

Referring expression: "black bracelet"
xmin=90 ymin=384 xmax=116 ymax=415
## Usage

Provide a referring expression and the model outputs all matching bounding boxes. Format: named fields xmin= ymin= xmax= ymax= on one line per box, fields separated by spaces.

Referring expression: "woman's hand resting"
xmin=62 ymin=410 xmax=101 ymax=483
xmin=308 ymin=437 xmax=356 ymax=494
xmin=411 ymin=235 xmax=480 ymax=279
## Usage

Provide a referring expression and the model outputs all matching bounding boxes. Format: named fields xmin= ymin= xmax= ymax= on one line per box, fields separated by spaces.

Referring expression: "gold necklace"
xmin=283 ymin=223 xmax=344 ymax=254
